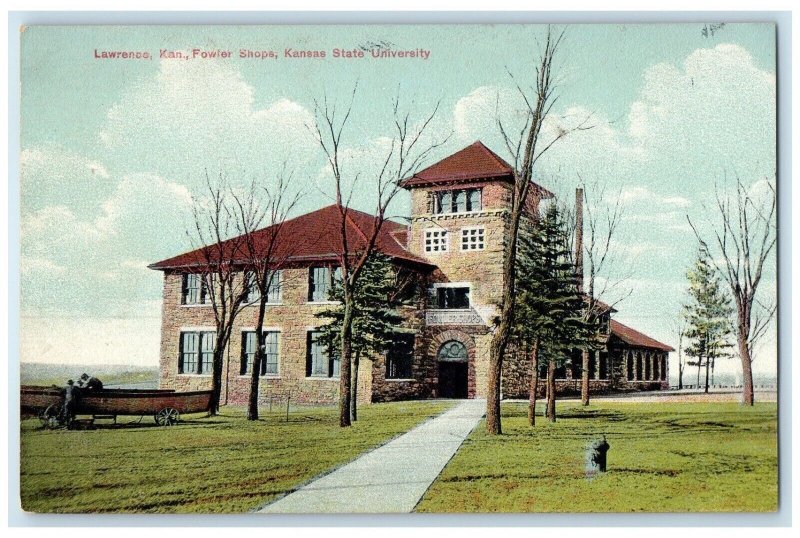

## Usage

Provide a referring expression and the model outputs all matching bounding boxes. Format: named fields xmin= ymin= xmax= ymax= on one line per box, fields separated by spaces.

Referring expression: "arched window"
xmin=437 ymin=340 xmax=468 ymax=362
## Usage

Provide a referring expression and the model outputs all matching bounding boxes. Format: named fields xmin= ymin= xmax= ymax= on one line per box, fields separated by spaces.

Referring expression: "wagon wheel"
xmin=39 ymin=404 xmax=61 ymax=429
xmin=155 ymin=407 xmax=179 ymax=426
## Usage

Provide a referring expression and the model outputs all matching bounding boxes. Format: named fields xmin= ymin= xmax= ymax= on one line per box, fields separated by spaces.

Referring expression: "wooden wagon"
xmin=21 ymin=385 xmax=213 ymax=427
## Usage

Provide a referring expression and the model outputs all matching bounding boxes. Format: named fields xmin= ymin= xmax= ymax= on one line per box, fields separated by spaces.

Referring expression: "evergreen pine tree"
xmin=515 ymin=203 xmax=591 ymax=423
xmin=683 ymin=247 xmax=734 ymax=393
xmin=315 ymin=253 xmax=405 ymax=420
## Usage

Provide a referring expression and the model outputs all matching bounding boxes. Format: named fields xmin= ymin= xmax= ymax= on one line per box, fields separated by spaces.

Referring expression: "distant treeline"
xmin=20 ymin=363 xmax=159 ymax=387
xmin=670 ymin=370 xmax=777 ymax=388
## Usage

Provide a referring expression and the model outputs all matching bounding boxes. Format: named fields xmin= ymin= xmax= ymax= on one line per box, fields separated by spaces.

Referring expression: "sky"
xmin=18 ymin=23 xmax=777 ymax=378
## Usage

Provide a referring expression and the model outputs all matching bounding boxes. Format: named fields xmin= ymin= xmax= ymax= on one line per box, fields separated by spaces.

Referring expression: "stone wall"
xmin=159 ymin=267 xmax=378 ymax=406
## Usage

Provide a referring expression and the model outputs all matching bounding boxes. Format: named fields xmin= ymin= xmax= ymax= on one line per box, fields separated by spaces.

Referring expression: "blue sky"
xmin=19 ymin=23 xmax=776 ymax=376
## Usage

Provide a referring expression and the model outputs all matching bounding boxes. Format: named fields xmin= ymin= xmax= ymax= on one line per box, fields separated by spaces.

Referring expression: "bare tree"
xmin=231 ymin=168 xmax=302 ymax=421
xmin=187 ymin=173 xmax=253 ymax=415
xmin=310 ymin=87 xmax=448 ymax=427
xmin=486 ymin=27 xmax=592 ymax=435
xmin=669 ymin=314 xmax=688 ymax=390
xmin=688 ymin=176 xmax=776 ymax=405
xmin=576 ymin=180 xmax=630 ymax=406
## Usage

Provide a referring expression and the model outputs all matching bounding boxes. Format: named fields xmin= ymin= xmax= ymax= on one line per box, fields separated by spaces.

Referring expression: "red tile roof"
xmin=400 ymin=141 xmax=553 ymax=198
xmin=610 ymin=319 xmax=675 ymax=352
xmin=149 ymin=204 xmax=434 ymax=271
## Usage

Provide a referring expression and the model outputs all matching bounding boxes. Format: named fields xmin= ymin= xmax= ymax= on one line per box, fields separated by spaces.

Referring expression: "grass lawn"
xmin=20 ymin=400 xmax=453 ymax=513
xmin=416 ymin=400 xmax=777 ymax=513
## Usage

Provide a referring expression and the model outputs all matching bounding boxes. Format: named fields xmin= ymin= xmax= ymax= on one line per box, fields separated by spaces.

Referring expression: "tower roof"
xmin=400 ymin=141 xmax=514 ymax=187
xmin=400 ymin=141 xmax=553 ymax=198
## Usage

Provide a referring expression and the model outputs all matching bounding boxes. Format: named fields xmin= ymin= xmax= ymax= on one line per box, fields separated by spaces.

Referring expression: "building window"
xmin=308 ymin=266 xmax=340 ymax=302
xmin=387 ymin=333 xmax=415 ymax=379
xmin=460 ymin=227 xmax=485 ymax=251
xmin=434 ymin=188 xmax=482 ymax=214
xmin=599 ymin=351 xmax=609 ymax=380
xmin=179 ymin=331 xmax=215 ymax=374
xmin=245 ymin=271 xmax=258 ymax=303
xmin=626 ymin=351 xmax=634 ymax=381
xmin=182 ymin=273 xmax=209 ymax=305
xmin=247 ymin=270 xmax=282 ymax=304
xmin=306 ymin=331 xmax=339 ymax=378
xmin=437 ymin=191 xmax=452 ymax=214
xmin=241 ymin=331 xmax=280 ymax=376
xmin=436 ymin=286 xmax=470 ymax=309
xmin=454 ymin=190 xmax=467 ymax=213
xmin=469 ymin=189 xmax=482 ymax=212
xmin=437 ymin=340 xmax=468 ymax=362
xmin=424 ymin=229 xmax=449 ymax=253
xmin=636 ymin=352 xmax=643 ymax=380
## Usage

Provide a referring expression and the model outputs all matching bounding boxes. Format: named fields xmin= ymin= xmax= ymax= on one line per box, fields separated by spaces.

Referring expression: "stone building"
xmin=150 ymin=141 xmax=673 ymax=405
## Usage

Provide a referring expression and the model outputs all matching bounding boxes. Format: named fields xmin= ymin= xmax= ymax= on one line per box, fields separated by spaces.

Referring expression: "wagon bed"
xmin=21 ymin=385 xmax=212 ymax=427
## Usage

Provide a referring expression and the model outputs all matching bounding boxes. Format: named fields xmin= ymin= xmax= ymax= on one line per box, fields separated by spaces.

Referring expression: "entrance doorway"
xmin=437 ymin=340 xmax=469 ymax=399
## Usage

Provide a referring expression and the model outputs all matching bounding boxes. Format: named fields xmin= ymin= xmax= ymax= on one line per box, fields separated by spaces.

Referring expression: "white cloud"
xmin=20 ymin=172 xmax=193 ymax=318
xmin=99 ymin=59 xmax=317 ymax=184
xmin=20 ymin=256 xmax=66 ymax=276
xmin=453 ymin=86 xmax=520 ymax=145
xmin=21 ymin=146 xmax=116 ymax=216
xmin=618 ymin=186 xmax=690 ymax=208
xmin=629 ymin=43 xmax=775 ymax=179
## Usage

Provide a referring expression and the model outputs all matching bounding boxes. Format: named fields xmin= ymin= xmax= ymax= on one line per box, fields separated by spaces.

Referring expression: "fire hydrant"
xmin=587 ymin=436 xmax=611 ymax=475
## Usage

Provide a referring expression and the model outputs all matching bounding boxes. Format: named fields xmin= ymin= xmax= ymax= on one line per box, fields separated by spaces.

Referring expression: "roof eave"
xmin=400 ymin=171 xmax=514 ymax=189
xmin=149 ymin=251 xmax=436 ymax=272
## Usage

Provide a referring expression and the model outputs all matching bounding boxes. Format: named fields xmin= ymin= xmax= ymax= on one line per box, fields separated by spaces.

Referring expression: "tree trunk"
xmin=711 ymin=357 xmax=715 ymax=387
xmin=696 ymin=357 xmax=702 ymax=387
xmin=678 ymin=360 xmax=683 ymax=390
xmin=738 ymin=331 xmax=755 ymax=406
xmin=546 ymin=359 xmax=556 ymax=422
xmin=351 ymin=350 xmax=360 ymax=422
xmin=704 ymin=352 xmax=711 ymax=394
xmin=338 ymin=300 xmax=354 ymax=428
xmin=247 ymin=299 xmax=269 ymax=420
xmin=528 ymin=339 xmax=539 ymax=426
xmin=486 ymin=181 xmax=530 ymax=435
xmin=209 ymin=329 xmax=228 ymax=416
xmin=486 ymin=339 xmax=504 ymax=434
xmin=488 ymin=277 xmax=516 ymax=434
xmin=580 ymin=349 xmax=590 ymax=406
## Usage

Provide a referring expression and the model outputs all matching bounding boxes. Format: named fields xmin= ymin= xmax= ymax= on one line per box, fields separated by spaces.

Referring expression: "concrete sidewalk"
xmin=258 ymin=399 xmax=485 ymax=514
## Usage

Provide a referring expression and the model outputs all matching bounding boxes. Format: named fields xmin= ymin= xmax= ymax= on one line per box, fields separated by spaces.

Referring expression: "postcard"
xmin=18 ymin=21 xmax=778 ymax=514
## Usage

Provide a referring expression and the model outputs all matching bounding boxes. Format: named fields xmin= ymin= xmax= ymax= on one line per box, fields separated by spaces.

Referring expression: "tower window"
xmin=434 ymin=188 xmax=482 ymax=214
xmin=461 ymin=227 xmax=485 ymax=251
xmin=424 ymin=229 xmax=449 ymax=253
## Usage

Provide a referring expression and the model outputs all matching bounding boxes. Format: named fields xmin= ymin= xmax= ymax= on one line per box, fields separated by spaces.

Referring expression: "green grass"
xmin=20 ymin=400 xmax=453 ymax=513
xmin=416 ymin=401 xmax=777 ymax=513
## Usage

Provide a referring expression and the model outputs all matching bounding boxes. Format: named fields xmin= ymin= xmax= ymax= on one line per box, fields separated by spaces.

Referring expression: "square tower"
xmin=401 ymin=141 xmax=551 ymax=316
xmin=399 ymin=141 xmax=552 ymax=399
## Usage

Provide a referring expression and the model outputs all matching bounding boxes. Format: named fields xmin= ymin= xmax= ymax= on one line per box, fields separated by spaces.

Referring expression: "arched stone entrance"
xmin=437 ymin=340 xmax=469 ymax=398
